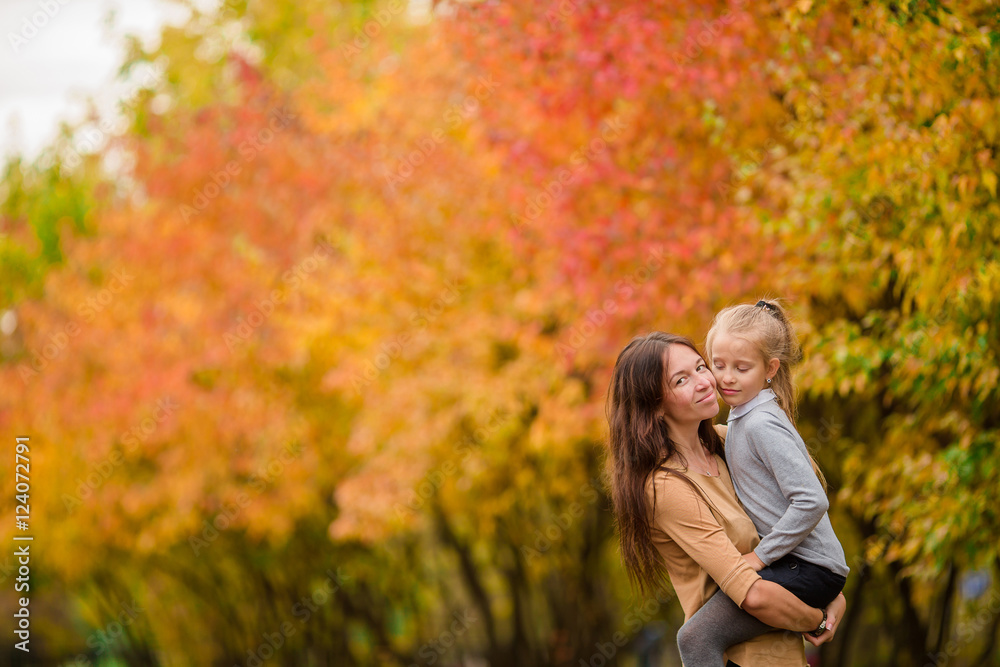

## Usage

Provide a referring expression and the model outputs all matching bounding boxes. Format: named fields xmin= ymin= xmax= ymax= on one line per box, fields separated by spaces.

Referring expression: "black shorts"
xmin=757 ymin=553 xmax=847 ymax=609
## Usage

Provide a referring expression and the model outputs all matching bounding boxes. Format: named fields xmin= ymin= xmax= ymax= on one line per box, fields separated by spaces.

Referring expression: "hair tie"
xmin=755 ymin=300 xmax=776 ymax=312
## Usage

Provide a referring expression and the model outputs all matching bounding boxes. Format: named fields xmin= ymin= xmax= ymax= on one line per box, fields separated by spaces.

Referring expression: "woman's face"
xmin=660 ymin=344 xmax=719 ymax=426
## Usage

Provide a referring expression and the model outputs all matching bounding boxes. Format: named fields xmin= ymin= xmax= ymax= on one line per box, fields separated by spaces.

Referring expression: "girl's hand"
xmin=741 ymin=552 xmax=766 ymax=572
xmin=804 ymin=592 xmax=846 ymax=647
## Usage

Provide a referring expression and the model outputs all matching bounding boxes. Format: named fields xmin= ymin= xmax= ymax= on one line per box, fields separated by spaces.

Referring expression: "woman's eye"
xmin=676 ymin=377 xmax=686 ymax=385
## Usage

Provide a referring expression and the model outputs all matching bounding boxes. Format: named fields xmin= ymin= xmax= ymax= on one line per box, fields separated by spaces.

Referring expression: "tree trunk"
xmin=893 ymin=562 xmax=931 ymax=666
xmin=929 ymin=562 xmax=958 ymax=659
xmin=828 ymin=558 xmax=870 ymax=667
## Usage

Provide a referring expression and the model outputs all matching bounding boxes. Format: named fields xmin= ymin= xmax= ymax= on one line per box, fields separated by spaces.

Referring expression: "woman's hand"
xmin=741 ymin=552 xmax=765 ymax=572
xmin=804 ymin=592 xmax=846 ymax=647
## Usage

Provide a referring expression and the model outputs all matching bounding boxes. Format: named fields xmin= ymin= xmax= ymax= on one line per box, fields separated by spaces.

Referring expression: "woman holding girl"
xmin=606 ymin=299 xmax=847 ymax=666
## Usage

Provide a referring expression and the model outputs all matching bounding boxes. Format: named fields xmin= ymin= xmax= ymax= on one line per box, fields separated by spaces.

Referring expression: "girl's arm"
xmin=744 ymin=410 xmax=829 ymax=565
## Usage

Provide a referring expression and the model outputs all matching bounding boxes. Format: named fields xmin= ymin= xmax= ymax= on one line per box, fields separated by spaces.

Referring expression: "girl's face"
xmin=660 ymin=344 xmax=719 ymax=426
xmin=710 ymin=331 xmax=779 ymax=407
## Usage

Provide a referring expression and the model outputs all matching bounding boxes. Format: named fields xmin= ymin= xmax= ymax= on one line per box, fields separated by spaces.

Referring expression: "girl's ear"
xmin=767 ymin=357 xmax=780 ymax=381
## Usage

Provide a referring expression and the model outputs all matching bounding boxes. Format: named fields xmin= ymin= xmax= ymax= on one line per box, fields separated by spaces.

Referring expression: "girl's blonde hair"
xmin=705 ymin=298 xmax=828 ymax=492
xmin=705 ymin=298 xmax=802 ymax=424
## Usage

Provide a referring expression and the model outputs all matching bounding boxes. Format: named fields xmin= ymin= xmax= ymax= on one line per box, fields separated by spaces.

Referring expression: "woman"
xmin=606 ymin=332 xmax=846 ymax=666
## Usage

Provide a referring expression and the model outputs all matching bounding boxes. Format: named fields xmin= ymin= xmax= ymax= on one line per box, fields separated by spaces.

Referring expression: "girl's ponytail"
xmin=754 ymin=299 xmax=802 ymax=426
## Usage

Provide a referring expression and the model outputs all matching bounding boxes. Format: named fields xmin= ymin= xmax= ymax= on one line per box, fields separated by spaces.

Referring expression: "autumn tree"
xmin=0 ymin=0 xmax=997 ymax=665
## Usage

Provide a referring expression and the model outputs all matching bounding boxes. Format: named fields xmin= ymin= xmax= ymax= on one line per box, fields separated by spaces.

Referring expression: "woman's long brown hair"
xmin=605 ymin=332 xmax=723 ymax=597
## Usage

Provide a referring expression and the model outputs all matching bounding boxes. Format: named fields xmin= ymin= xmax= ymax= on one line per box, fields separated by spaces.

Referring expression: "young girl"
xmin=675 ymin=299 xmax=849 ymax=666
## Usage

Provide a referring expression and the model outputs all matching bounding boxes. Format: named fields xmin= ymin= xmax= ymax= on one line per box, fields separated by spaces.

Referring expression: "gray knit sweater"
xmin=725 ymin=390 xmax=850 ymax=577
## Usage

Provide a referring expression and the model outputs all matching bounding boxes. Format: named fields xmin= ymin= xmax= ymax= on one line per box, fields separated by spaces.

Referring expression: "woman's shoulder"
xmin=645 ymin=465 xmax=704 ymax=503
xmin=646 ymin=465 xmax=685 ymax=492
xmin=645 ymin=464 xmax=723 ymax=521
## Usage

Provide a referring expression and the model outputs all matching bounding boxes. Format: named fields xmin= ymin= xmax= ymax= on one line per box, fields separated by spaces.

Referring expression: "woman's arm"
xmin=741 ymin=579 xmax=824 ymax=632
xmin=652 ymin=473 xmax=831 ymax=632
xmin=651 ymin=475 xmax=762 ymax=608
xmin=804 ymin=592 xmax=846 ymax=646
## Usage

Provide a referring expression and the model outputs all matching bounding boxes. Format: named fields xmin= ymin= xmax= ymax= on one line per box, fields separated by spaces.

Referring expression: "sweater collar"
xmin=727 ymin=388 xmax=777 ymax=423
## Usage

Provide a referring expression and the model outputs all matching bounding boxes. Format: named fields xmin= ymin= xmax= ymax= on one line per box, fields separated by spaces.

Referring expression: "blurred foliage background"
xmin=1 ymin=0 xmax=998 ymax=665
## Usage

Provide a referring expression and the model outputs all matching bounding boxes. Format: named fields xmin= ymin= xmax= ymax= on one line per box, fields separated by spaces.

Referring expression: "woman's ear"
xmin=767 ymin=357 xmax=780 ymax=380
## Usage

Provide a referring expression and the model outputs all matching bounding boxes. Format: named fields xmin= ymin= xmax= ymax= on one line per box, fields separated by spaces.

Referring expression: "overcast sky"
xmin=0 ymin=0 xmax=202 ymax=161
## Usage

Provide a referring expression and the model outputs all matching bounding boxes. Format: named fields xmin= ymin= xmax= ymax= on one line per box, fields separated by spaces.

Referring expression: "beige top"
xmin=645 ymin=425 xmax=806 ymax=666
